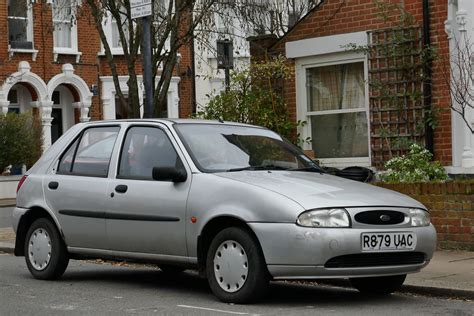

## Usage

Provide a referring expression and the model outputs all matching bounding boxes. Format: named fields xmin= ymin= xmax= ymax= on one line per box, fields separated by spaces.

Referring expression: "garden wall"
xmin=0 ymin=176 xmax=21 ymax=200
xmin=377 ymin=182 xmax=474 ymax=251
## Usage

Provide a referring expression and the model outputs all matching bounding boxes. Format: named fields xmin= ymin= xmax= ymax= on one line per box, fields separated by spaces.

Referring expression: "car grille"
xmin=324 ymin=252 xmax=426 ymax=268
xmin=354 ymin=210 xmax=406 ymax=225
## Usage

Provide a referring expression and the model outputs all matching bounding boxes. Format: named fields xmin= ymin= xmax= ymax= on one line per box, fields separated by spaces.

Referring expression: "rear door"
xmin=44 ymin=125 xmax=120 ymax=249
xmin=105 ymin=124 xmax=191 ymax=256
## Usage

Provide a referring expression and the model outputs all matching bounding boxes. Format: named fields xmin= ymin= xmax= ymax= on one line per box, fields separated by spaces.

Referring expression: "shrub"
xmin=195 ymin=56 xmax=306 ymax=144
xmin=381 ymin=143 xmax=449 ymax=183
xmin=0 ymin=112 xmax=43 ymax=173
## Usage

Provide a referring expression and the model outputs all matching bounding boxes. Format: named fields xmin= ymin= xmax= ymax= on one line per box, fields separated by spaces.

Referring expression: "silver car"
xmin=13 ymin=119 xmax=437 ymax=303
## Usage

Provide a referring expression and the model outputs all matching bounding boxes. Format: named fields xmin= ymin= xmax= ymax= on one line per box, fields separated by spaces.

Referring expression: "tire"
xmin=206 ymin=227 xmax=269 ymax=303
xmin=158 ymin=264 xmax=186 ymax=274
xmin=350 ymin=274 xmax=406 ymax=295
xmin=24 ymin=218 xmax=69 ymax=280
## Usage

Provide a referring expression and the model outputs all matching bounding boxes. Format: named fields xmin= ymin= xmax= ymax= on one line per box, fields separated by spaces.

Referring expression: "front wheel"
xmin=350 ymin=274 xmax=406 ymax=295
xmin=24 ymin=218 xmax=69 ymax=280
xmin=206 ymin=227 xmax=269 ymax=303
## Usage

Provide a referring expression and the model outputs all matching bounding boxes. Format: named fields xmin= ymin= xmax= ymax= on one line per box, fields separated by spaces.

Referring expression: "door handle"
xmin=48 ymin=181 xmax=59 ymax=190
xmin=115 ymin=184 xmax=128 ymax=193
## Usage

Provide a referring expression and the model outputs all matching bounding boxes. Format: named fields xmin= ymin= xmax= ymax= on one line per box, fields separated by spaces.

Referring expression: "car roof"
xmin=82 ymin=118 xmax=264 ymax=129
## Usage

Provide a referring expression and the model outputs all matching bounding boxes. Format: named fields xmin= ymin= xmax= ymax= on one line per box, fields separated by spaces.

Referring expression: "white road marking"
xmin=177 ymin=304 xmax=249 ymax=315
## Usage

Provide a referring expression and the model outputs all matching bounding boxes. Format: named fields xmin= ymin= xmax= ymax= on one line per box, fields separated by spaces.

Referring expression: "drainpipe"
xmin=423 ymin=0 xmax=434 ymax=155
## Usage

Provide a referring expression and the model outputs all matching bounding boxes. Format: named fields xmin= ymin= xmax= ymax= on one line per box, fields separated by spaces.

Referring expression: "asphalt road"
xmin=0 ymin=206 xmax=13 ymax=228
xmin=0 ymin=254 xmax=472 ymax=315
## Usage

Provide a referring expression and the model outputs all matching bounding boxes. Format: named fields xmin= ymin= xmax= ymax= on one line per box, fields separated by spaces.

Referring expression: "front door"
xmin=106 ymin=125 xmax=190 ymax=256
xmin=51 ymin=108 xmax=63 ymax=144
xmin=44 ymin=126 xmax=120 ymax=249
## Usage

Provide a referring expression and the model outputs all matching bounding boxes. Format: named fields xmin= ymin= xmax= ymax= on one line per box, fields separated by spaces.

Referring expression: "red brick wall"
xmin=268 ymin=0 xmax=451 ymax=165
xmin=0 ymin=2 xmax=193 ymax=120
xmin=377 ymin=182 xmax=474 ymax=251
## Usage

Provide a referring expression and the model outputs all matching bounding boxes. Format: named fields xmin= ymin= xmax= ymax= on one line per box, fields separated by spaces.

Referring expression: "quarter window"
xmin=305 ymin=62 xmax=369 ymax=159
xmin=58 ymin=126 xmax=120 ymax=177
xmin=118 ymin=127 xmax=181 ymax=179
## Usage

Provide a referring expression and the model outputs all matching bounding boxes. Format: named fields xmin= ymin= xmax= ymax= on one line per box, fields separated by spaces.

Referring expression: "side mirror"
xmin=152 ymin=166 xmax=187 ymax=183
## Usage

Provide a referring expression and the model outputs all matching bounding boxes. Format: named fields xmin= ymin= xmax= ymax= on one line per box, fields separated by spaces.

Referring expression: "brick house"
xmin=0 ymin=0 xmax=194 ymax=151
xmin=250 ymin=0 xmax=473 ymax=174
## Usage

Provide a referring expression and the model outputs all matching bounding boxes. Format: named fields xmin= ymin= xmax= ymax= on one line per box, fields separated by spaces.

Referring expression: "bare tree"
xmin=445 ymin=32 xmax=474 ymax=134
xmin=81 ymin=0 xmax=217 ymax=118
xmin=231 ymin=0 xmax=321 ymax=36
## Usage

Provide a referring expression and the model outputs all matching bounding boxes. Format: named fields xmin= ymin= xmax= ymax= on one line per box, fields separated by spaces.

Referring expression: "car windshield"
xmin=174 ymin=123 xmax=322 ymax=173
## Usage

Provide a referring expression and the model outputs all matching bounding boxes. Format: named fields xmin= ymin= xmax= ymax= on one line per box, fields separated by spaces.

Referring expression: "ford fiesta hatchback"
xmin=13 ymin=119 xmax=437 ymax=303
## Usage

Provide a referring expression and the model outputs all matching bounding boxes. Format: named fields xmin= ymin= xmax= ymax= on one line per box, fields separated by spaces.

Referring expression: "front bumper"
xmin=248 ymin=222 xmax=437 ymax=279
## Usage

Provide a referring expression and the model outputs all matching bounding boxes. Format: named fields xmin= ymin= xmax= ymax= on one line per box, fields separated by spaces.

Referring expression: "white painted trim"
xmin=47 ymin=64 xmax=93 ymax=108
xmin=53 ymin=49 xmax=82 ymax=63
xmin=445 ymin=166 xmax=474 ymax=174
xmin=8 ymin=48 xmax=39 ymax=61
xmin=0 ymin=61 xmax=48 ymax=103
xmin=286 ymin=31 xmax=368 ymax=59
xmin=100 ymin=75 xmax=181 ymax=119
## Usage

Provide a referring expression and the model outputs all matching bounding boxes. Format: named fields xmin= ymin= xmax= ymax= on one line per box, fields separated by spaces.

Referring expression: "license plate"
xmin=361 ymin=232 xmax=416 ymax=251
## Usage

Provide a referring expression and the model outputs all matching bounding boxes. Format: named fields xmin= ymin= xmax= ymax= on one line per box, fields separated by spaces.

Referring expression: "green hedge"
xmin=0 ymin=112 xmax=43 ymax=172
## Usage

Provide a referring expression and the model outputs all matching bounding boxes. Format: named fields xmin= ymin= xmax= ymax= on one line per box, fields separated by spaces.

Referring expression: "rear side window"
xmin=58 ymin=126 xmax=120 ymax=177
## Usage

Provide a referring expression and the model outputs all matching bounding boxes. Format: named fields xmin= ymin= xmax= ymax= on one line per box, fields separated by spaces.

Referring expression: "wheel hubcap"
xmin=213 ymin=240 xmax=248 ymax=293
xmin=28 ymin=228 xmax=52 ymax=271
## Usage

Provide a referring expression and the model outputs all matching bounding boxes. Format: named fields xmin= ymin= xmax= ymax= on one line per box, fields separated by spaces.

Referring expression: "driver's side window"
xmin=118 ymin=126 xmax=182 ymax=179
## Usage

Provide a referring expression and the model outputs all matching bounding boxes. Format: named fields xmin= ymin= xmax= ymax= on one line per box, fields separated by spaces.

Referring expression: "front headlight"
xmin=410 ymin=209 xmax=431 ymax=227
xmin=297 ymin=208 xmax=350 ymax=228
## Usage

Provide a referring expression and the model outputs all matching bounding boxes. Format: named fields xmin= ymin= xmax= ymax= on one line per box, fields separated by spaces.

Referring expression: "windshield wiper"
xmin=227 ymin=165 xmax=289 ymax=172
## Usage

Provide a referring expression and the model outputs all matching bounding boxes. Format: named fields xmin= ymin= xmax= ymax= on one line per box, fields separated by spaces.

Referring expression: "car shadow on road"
xmin=53 ymin=264 xmax=408 ymax=306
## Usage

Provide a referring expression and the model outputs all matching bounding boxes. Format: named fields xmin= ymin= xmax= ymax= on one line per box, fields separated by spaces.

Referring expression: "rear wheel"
xmin=350 ymin=274 xmax=406 ymax=295
xmin=206 ymin=227 xmax=269 ymax=303
xmin=24 ymin=218 xmax=69 ymax=280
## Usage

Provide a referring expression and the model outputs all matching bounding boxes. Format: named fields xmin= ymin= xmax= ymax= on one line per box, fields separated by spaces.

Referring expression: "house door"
xmin=51 ymin=87 xmax=75 ymax=144
xmin=51 ymin=108 xmax=63 ymax=144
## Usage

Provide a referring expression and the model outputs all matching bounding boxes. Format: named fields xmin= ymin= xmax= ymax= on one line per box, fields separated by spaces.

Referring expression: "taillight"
xmin=16 ymin=175 xmax=28 ymax=194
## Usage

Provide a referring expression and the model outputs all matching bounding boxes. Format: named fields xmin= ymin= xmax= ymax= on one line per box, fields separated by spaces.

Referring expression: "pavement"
xmin=0 ymin=199 xmax=473 ymax=300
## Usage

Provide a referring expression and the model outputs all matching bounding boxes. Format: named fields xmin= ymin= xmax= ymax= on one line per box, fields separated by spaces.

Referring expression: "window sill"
xmin=8 ymin=48 xmax=39 ymax=61
xmin=53 ymin=49 xmax=82 ymax=63
xmin=98 ymin=48 xmax=126 ymax=56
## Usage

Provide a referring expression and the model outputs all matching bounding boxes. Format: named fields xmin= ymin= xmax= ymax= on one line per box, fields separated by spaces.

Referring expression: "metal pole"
xmin=142 ymin=15 xmax=153 ymax=118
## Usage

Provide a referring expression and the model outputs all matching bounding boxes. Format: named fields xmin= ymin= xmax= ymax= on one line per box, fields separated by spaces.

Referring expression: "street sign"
xmin=130 ymin=0 xmax=152 ymax=19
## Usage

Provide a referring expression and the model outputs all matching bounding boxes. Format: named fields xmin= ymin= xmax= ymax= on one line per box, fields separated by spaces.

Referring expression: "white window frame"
xmin=288 ymin=31 xmax=371 ymax=168
xmin=7 ymin=0 xmax=38 ymax=60
xmin=296 ymin=53 xmax=371 ymax=168
xmin=52 ymin=0 xmax=81 ymax=62
xmin=99 ymin=12 xmax=130 ymax=56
